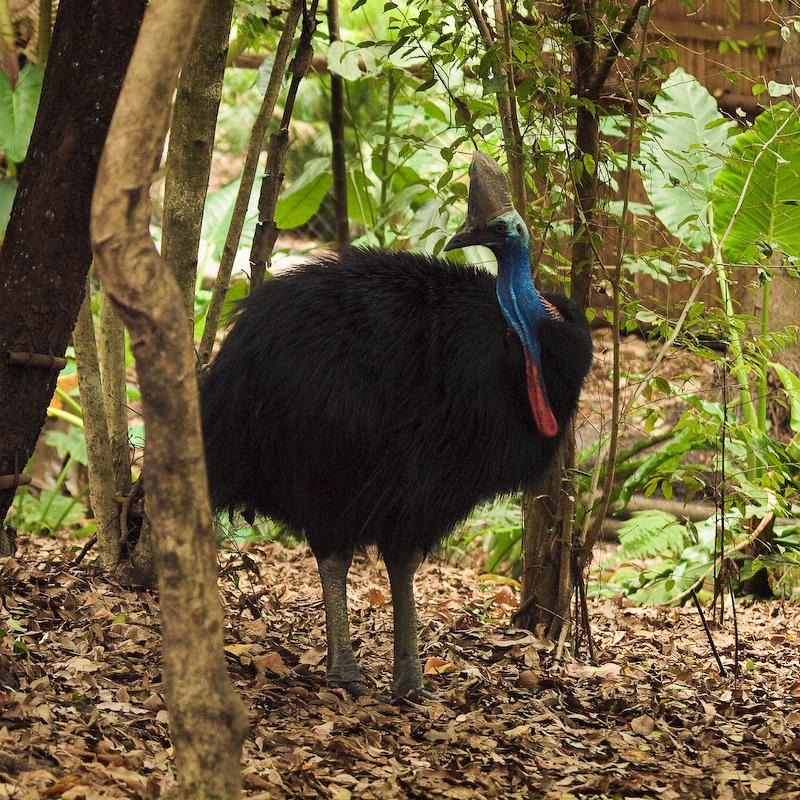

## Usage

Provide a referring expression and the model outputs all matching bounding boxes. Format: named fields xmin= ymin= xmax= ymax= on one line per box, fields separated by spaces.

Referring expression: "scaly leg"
xmin=314 ymin=549 xmax=369 ymax=697
xmin=385 ymin=549 xmax=434 ymax=698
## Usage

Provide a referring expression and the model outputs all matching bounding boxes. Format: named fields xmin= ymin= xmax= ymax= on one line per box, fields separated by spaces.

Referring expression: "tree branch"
xmin=591 ymin=0 xmax=649 ymax=97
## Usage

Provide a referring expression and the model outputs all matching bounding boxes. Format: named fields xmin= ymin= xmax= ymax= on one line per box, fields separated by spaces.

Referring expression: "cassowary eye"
xmin=492 ymin=221 xmax=508 ymax=234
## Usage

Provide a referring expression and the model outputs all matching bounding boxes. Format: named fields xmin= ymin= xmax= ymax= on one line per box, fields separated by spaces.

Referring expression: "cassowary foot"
xmin=393 ymin=684 xmax=438 ymax=702
xmin=391 ymin=657 xmax=434 ymax=699
xmin=328 ymin=677 xmax=371 ymax=698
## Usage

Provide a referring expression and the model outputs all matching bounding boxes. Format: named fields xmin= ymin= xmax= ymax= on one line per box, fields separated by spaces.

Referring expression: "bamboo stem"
xmin=757 ymin=280 xmax=769 ymax=431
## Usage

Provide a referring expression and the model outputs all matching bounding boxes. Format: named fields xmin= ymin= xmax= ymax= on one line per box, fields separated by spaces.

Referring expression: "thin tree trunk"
xmin=517 ymin=1 xmax=599 ymax=634
xmin=515 ymin=430 xmax=575 ymax=638
xmin=37 ymin=0 xmax=52 ymax=63
xmin=0 ymin=0 xmax=146 ymax=534
xmin=91 ymin=0 xmax=247 ymax=795
xmin=98 ymin=291 xmax=130 ymax=498
xmin=142 ymin=0 xmax=234 ymax=587
xmin=198 ymin=0 xmax=303 ymax=364
xmin=516 ymin=0 xmax=647 ymax=638
xmin=162 ymin=0 xmax=235 ymax=327
xmin=328 ymin=0 xmax=349 ymax=244
xmin=249 ymin=0 xmax=319 ymax=288
xmin=73 ymin=283 xmax=120 ymax=566
xmin=465 ymin=0 xmax=527 ymax=212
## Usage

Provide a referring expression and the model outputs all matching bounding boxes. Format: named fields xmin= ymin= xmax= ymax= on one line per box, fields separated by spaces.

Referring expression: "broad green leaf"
xmin=713 ymin=103 xmax=800 ymax=264
xmin=0 ymin=177 xmax=17 ymax=231
xmin=45 ymin=428 xmax=88 ymax=465
xmin=200 ymin=177 xmax=262 ymax=260
xmin=639 ymin=68 xmax=735 ymax=251
xmin=274 ymin=157 xmax=332 ymax=229
xmin=0 ymin=64 xmax=44 ymax=163
xmin=328 ymin=40 xmax=364 ymax=82
xmin=407 ymin=198 xmax=448 ymax=255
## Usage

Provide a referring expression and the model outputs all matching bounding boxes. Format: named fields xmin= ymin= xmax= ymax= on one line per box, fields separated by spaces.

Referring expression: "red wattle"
xmin=525 ymin=359 xmax=558 ymax=437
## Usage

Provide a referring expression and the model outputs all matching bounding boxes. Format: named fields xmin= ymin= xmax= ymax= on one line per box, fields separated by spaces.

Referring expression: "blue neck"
xmin=493 ymin=239 xmax=548 ymax=362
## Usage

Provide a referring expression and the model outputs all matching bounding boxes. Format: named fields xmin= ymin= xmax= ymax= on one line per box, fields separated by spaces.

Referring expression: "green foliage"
xmin=13 ymin=489 xmax=88 ymax=534
xmin=0 ymin=177 xmax=16 ymax=229
xmin=453 ymin=499 xmax=523 ymax=579
xmin=713 ymin=103 xmax=800 ymax=263
xmin=274 ymin=157 xmax=332 ymax=229
xmin=0 ymin=64 xmax=44 ymax=164
xmin=617 ymin=510 xmax=688 ymax=559
xmin=638 ymin=67 xmax=736 ymax=251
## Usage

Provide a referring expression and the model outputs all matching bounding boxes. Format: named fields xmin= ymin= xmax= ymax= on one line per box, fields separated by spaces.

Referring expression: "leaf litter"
xmin=1 ymin=533 xmax=799 ymax=799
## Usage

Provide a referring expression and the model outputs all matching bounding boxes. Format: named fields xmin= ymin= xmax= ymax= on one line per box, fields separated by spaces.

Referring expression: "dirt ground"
xmin=1 ymin=533 xmax=799 ymax=800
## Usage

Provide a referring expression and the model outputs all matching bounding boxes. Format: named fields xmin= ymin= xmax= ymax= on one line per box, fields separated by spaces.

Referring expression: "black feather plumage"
xmin=200 ymin=246 xmax=592 ymax=560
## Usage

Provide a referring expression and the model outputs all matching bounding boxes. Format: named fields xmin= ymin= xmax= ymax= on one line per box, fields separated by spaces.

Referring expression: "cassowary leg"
xmin=314 ymin=549 xmax=369 ymax=698
xmin=385 ymin=549 xmax=434 ymax=698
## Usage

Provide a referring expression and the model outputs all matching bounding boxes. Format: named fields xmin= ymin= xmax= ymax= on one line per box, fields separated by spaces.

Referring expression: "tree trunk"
xmin=249 ymin=1 xmax=319 ymax=288
xmin=0 ymin=0 xmax=146 ymax=536
xmin=327 ymin=0 xmax=349 ymax=245
xmin=98 ymin=290 xmax=131 ymax=499
xmin=73 ymin=283 xmax=120 ymax=566
xmin=515 ymin=2 xmax=600 ymax=636
xmin=91 ymin=0 xmax=248 ymax=796
xmin=162 ymin=0 xmax=235 ymax=326
xmin=515 ymin=432 xmax=576 ymax=638
xmin=197 ymin=0 xmax=303 ymax=364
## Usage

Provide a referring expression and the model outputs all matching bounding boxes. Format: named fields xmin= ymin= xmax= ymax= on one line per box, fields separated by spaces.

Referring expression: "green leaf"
xmin=770 ymin=362 xmax=800 ymax=433
xmin=618 ymin=510 xmax=687 ymax=559
xmin=347 ymin=167 xmax=377 ymax=226
xmin=201 ymin=176 xmax=262 ymax=261
xmin=274 ymin=157 xmax=332 ymax=229
xmin=407 ymin=198 xmax=448 ymax=254
xmin=713 ymin=103 xmax=800 ymax=264
xmin=639 ymin=68 xmax=735 ymax=251
xmin=328 ymin=41 xmax=363 ymax=82
xmin=45 ymin=428 xmax=88 ymax=465
xmin=0 ymin=64 xmax=44 ymax=163
xmin=0 ymin=177 xmax=17 ymax=232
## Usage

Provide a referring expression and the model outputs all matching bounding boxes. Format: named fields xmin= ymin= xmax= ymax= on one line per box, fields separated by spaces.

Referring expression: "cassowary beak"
xmin=444 ymin=227 xmax=505 ymax=251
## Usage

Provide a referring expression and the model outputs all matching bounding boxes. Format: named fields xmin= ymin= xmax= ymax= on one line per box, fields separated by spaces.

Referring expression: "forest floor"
xmin=1 ymin=533 xmax=799 ymax=800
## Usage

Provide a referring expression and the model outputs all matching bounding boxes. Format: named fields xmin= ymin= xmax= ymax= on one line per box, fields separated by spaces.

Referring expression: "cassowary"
xmin=200 ymin=152 xmax=592 ymax=698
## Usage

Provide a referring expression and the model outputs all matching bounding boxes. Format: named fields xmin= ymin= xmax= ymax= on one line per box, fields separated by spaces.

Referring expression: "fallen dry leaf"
xmin=0 ymin=532 xmax=798 ymax=800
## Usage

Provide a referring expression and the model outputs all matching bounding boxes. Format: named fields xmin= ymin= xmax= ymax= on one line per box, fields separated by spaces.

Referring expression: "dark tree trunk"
xmin=0 ymin=0 xmax=146 ymax=534
xmin=327 ymin=0 xmax=349 ymax=245
xmin=515 ymin=2 xmax=600 ymax=637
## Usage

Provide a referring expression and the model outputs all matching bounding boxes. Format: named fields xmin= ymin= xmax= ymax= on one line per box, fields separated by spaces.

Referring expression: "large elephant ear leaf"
xmin=0 ymin=64 xmax=44 ymax=164
xmin=713 ymin=103 xmax=800 ymax=264
xmin=639 ymin=68 xmax=736 ymax=252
